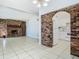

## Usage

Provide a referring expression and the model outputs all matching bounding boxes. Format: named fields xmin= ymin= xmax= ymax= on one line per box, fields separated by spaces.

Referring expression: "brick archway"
xmin=41 ymin=4 xmax=79 ymax=47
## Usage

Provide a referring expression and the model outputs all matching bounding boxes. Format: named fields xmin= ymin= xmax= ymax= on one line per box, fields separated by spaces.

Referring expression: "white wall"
xmin=53 ymin=11 xmax=70 ymax=45
xmin=26 ymin=17 xmax=39 ymax=39
xmin=39 ymin=0 xmax=79 ymax=15
xmin=38 ymin=13 xmax=41 ymax=44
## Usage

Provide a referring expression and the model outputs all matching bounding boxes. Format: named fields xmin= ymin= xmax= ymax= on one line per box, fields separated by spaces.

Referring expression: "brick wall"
xmin=41 ymin=4 xmax=79 ymax=47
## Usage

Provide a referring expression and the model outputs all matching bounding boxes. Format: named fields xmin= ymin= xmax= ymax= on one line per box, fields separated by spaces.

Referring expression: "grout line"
xmin=2 ymin=47 xmax=4 ymax=59
xmin=8 ymin=45 xmax=20 ymax=59
xmin=57 ymin=47 xmax=70 ymax=59
xmin=23 ymin=48 xmax=35 ymax=59
xmin=2 ymin=39 xmax=4 ymax=59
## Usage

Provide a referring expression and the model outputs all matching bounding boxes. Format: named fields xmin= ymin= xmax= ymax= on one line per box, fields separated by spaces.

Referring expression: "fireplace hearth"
xmin=11 ymin=30 xmax=18 ymax=37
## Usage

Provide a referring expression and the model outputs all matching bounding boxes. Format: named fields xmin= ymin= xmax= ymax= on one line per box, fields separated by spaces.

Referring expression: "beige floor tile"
xmin=71 ymin=55 xmax=79 ymax=59
xmin=4 ymin=56 xmax=18 ymax=59
xmin=18 ymin=52 xmax=33 ymax=59
xmin=0 ymin=55 xmax=3 ymax=59
xmin=41 ymin=53 xmax=58 ymax=59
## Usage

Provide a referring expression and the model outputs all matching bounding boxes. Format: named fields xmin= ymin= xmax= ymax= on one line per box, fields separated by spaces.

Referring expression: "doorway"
xmin=53 ymin=11 xmax=71 ymax=45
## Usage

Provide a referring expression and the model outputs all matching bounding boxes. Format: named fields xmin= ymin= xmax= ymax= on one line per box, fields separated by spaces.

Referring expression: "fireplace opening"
xmin=11 ymin=30 xmax=18 ymax=37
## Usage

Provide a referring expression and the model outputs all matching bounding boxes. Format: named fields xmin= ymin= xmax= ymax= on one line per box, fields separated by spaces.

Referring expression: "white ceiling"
xmin=0 ymin=0 xmax=79 ymax=15
xmin=39 ymin=0 xmax=79 ymax=15
xmin=0 ymin=0 xmax=39 ymax=15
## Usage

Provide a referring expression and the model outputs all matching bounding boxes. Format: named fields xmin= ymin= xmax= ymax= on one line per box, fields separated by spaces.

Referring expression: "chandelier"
xmin=33 ymin=0 xmax=50 ymax=7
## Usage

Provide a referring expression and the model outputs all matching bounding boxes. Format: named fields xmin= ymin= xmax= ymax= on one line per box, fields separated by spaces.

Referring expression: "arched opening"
xmin=52 ymin=11 xmax=71 ymax=45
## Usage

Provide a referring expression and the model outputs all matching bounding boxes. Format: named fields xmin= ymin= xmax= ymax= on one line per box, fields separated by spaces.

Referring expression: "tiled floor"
xmin=0 ymin=37 xmax=78 ymax=59
xmin=72 ymin=55 xmax=79 ymax=59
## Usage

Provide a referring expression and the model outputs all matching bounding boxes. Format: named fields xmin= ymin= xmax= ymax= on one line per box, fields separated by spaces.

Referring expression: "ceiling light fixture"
xmin=43 ymin=3 xmax=48 ymax=6
xmin=33 ymin=0 xmax=50 ymax=8
xmin=33 ymin=0 xmax=37 ymax=4
xmin=45 ymin=0 xmax=50 ymax=2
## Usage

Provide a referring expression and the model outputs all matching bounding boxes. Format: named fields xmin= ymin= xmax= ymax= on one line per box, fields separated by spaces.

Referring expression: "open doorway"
xmin=53 ymin=11 xmax=71 ymax=45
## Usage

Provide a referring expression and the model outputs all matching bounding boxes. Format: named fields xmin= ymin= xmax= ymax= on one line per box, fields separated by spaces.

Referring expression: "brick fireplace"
xmin=0 ymin=19 xmax=26 ymax=38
